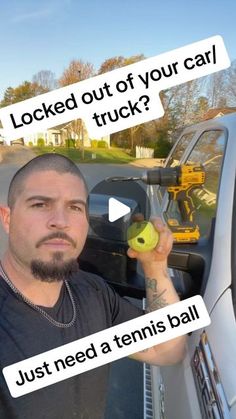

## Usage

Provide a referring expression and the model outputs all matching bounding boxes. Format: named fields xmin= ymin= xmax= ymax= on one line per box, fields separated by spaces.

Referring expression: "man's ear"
xmin=0 ymin=206 xmax=11 ymax=234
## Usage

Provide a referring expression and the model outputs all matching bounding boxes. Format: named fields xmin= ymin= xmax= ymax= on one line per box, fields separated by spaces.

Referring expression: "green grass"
xmin=32 ymin=146 xmax=135 ymax=164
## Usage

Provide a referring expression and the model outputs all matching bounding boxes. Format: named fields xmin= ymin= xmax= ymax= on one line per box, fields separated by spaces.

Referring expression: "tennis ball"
xmin=127 ymin=221 xmax=159 ymax=252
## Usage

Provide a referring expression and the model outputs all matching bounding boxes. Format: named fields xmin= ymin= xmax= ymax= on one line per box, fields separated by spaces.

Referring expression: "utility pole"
xmin=81 ymin=122 xmax=85 ymax=160
xmin=78 ymin=69 xmax=85 ymax=160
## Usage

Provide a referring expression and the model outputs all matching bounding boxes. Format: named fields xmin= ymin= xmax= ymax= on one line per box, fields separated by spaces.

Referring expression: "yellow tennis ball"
xmin=127 ymin=221 xmax=159 ymax=252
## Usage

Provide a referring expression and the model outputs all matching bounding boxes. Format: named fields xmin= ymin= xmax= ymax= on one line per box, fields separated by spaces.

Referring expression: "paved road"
xmin=0 ymin=164 xmax=21 ymax=258
xmin=0 ymin=162 xmax=146 ymax=419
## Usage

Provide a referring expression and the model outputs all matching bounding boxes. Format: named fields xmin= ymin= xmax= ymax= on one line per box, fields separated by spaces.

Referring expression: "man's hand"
xmin=127 ymin=215 xmax=173 ymax=264
xmin=127 ymin=215 xmax=187 ymax=365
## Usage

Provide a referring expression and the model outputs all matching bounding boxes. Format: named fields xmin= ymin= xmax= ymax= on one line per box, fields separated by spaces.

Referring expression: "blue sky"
xmin=0 ymin=0 xmax=235 ymax=100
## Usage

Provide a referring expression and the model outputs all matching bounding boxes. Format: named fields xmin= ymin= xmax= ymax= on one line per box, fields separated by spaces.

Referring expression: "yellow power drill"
xmin=162 ymin=164 xmax=205 ymax=242
xmin=108 ymin=164 xmax=205 ymax=247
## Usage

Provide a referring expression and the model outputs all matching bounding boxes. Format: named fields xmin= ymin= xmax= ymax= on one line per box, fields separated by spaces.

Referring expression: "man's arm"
xmin=128 ymin=217 xmax=187 ymax=366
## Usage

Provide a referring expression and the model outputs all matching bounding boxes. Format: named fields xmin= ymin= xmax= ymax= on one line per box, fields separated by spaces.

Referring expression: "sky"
xmin=0 ymin=0 xmax=236 ymax=100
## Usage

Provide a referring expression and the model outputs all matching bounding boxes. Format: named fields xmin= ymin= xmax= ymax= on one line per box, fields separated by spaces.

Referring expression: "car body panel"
xmin=79 ymin=113 xmax=236 ymax=418
xmin=147 ymin=354 xmax=202 ymax=419
xmin=148 ymin=113 xmax=236 ymax=419
xmin=203 ymin=126 xmax=235 ymax=310
xmin=205 ymin=290 xmax=236 ymax=407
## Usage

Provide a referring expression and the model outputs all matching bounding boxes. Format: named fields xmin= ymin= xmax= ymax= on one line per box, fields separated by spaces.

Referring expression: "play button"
xmin=108 ymin=197 xmax=131 ymax=222
xmin=86 ymin=178 xmax=151 ymax=240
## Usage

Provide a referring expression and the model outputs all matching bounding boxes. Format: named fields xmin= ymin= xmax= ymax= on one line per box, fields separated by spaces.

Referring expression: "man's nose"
xmin=47 ymin=207 xmax=70 ymax=229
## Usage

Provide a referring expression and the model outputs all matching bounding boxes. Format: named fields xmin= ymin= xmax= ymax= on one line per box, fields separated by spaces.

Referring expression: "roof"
xmin=48 ymin=121 xmax=74 ymax=130
xmin=203 ymin=107 xmax=236 ymax=120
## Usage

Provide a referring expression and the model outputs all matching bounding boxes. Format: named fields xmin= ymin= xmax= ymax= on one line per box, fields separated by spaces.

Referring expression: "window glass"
xmin=167 ymin=132 xmax=195 ymax=167
xmin=166 ymin=130 xmax=226 ymax=238
xmin=158 ymin=132 xmax=196 ymax=199
xmin=54 ymin=133 xmax=59 ymax=145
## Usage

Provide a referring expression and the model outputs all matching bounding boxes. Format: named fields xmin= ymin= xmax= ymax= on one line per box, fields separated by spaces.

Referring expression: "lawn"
xmin=32 ymin=146 xmax=135 ymax=164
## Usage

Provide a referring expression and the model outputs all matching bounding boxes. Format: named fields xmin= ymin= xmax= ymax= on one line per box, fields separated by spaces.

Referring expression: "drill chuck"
xmin=142 ymin=167 xmax=179 ymax=186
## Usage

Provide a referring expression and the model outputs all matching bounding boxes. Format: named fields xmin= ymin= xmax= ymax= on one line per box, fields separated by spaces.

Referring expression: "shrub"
xmin=130 ymin=148 xmax=136 ymax=157
xmin=154 ymin=137 xmax=172 ymax=158
xmin=91 ymin=140 xmax=98 ymax=148
xmin=37 ymin=138 xmax=45 ymax=147
xmin=28 ymin=141 xmax=33 ymax=147
xmin=65 ymin=138 xmax=75 ymax=148
xmin=97 ymin=140 xmax=108 ymax=148
xmin=144 ymin=140 xmax=156 ymax=149
xmin=75 ymin=140 xmax=81 ymax=148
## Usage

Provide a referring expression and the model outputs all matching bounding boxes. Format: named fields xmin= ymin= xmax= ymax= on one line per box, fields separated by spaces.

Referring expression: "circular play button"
xmin=87 ymin=178 xmax=151 ymax=242
xmin=108 ymin=197 xmax=131 ymax=222
xmin=79 ymin=176 xmax=151 ymax=284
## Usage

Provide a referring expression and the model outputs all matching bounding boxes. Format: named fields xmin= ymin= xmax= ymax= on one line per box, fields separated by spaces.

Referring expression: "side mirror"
xmin=79 ymin=193 xmax=145 ymax=298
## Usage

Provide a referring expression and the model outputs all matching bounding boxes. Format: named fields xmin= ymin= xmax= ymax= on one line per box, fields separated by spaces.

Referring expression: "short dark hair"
xmin=8 ymin=153 xmax=88 ymax=208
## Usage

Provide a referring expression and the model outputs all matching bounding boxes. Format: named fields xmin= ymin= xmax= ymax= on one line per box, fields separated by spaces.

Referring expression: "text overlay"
xmin=3 ymin=295 xmax=210 ymax=398
xmin=0 ymin=36 xmax=230 ymax=140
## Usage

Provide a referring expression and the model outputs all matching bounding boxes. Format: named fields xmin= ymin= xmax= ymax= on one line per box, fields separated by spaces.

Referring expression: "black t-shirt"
xmin=0 ymin=270 xmax=143 ymax=419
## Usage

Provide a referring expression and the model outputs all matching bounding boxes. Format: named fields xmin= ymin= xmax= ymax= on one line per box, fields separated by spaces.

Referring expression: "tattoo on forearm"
xmin=145 ymin=277 xmax=168 ymax=312
xmin=146 ymin=278 xmax=157 ymax=292
xmin=149 ymin=289 xmax=167 ymax=310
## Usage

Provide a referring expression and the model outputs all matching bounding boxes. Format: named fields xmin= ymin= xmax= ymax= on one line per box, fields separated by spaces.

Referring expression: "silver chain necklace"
xmin=0 ymin=262 xmax=77 ymax=328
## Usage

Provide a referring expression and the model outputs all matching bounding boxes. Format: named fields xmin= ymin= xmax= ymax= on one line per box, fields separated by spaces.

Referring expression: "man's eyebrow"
xmin=25 ymin=196 xmax=87 ymax=206
xmin=67 ymin=199 xmax=87 ymax=206
xmin=26 ymin=195 xmax=53 ymax=202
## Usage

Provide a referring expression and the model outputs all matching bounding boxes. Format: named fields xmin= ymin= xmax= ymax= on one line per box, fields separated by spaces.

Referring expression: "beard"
xmin=31 ymin=252 xmax=79 ymax=282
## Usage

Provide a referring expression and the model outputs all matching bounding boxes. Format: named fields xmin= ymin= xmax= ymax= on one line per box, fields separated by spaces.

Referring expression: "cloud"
xmin=10 ymin=8 xmax=52 ymax=23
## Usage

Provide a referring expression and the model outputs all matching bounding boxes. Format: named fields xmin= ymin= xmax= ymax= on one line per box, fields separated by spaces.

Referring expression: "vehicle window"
xmin=158 ymin=132 xmax=196 ymax=199
xmin=167 ymin=132 xmax=195 ymax=167
xmin=232 ymin=179 xmax=236 ymax=318
xmin=166 ymin=130 xmax=226 ymax=238
xmin=157 ymin=131 xmax=196 ymax=202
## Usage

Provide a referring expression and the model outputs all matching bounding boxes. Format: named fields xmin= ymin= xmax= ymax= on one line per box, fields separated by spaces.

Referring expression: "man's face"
xmin=6 ymin=170 xmax=89 ymax=279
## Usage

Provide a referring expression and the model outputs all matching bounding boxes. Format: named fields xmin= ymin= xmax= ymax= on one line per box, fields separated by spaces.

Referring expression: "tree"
xmin=98 ymin=56 xmax=125 ymax=74
xmin=0 ymin=87 xmax=15 ymax=107
xmin=32 ymin=70 xmax=57 ymax=91
xmin=224 ymin=60 xmax=236 ymax=106
xmin=65 ymin=119 xmax=85 ymax=156
xmin=59 ymin=59 xmax=95 ymax=159
xmin=217 ymin=97 xmax=228 ymax=107
xmin=59 ymin=59 xmax=95 ymax=86
xmin=98 ymin=54 xmax=145 ymax=74
xmin=161 ymin=76 xmax=206 ymax=132
xmin=0 ymin=81 xmax=47 ymax=107
xmin=129 ymin=125 xmax=142 ymax=150
xmin=205 ymin=69 xmax=228 ymax=108
xmin=193 ymin=96 xmax=209 ymax=121
xmin=99 ymin=54 xmax=145 ymax=150
xmin=123 ymin=54 xmax=145 ymax=66
xmin=154 ymin=134 xmax=172 ymax=158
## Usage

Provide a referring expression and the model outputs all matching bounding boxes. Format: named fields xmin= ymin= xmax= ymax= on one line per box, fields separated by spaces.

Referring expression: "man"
xmin=0 ymin=153 xmax=186 ymax=419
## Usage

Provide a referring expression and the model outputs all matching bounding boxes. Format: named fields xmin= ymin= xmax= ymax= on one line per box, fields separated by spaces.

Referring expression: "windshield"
xmin=165 ymin=130 xmax=227 ymax=239
xmin=166 ymin=131 xmax=195 ymax=167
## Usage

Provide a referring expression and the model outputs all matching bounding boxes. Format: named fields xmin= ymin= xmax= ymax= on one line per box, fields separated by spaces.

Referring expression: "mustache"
xmin=36 ymin=232 xmax=76 ymax=248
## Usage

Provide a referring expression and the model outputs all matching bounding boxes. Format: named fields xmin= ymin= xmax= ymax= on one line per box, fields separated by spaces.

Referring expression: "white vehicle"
xmin=80 ymin=112 xmax=236 ymax=418
xmin=145 ymin=112 xmax=236 ymax=419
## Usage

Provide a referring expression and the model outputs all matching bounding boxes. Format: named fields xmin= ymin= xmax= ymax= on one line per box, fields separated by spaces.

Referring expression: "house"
xmin=0 ymin=121 xmax=12 ymax=145
xmin=23 ymin=120 xmax=110 ymax=148
xmin=202 ymin=107 xmax=236 ymax=120
xmin=23 ymin=122 xmax=85 ymax=147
